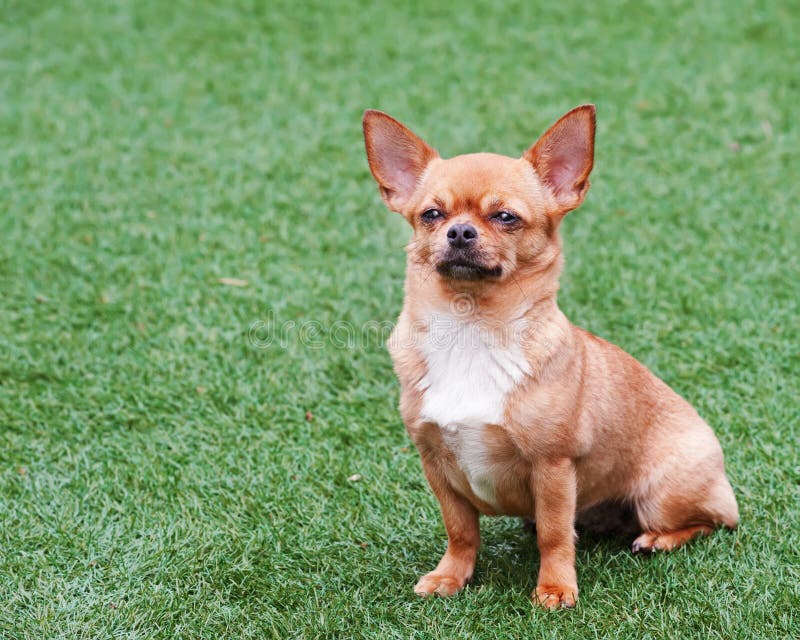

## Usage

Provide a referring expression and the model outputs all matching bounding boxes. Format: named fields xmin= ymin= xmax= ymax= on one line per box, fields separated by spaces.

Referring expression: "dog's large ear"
xmin=523 ymin=105 xmax=596 ymax=214
xmin=363 ymin=110 xmax=438 ymax=212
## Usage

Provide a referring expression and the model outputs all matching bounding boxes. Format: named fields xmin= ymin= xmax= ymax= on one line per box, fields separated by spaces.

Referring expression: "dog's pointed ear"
xmin=363 ymin=110 xmax=438 ymax=212
xmin=523 ymin=104 xmax=596 ymax=213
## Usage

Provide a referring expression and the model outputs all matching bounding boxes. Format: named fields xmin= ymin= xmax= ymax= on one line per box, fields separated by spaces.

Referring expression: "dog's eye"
xmin=421 ymin=208 xmax=444 ymax=222
xmin=492 ymin=211 xmax=519 ymax=224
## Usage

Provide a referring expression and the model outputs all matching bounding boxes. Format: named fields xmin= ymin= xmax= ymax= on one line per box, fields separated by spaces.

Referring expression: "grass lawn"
xmin=1 ymin=0 xmax=799 ymax=637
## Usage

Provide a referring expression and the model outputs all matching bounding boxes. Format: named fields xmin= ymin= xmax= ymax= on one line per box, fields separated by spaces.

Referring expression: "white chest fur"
xmin=416 ymin=312 xmax=530 ymax=507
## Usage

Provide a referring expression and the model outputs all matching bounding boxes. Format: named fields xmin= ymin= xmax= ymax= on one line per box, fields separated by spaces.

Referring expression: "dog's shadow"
xmin=472 ymin=518 xmax=638 ymax=595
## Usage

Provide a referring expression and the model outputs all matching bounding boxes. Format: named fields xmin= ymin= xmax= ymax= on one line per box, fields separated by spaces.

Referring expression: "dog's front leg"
xmin=413 ymin=452 xmax=480 ymax=597
xmin=532 ymin=458 xmax=578 ymax=609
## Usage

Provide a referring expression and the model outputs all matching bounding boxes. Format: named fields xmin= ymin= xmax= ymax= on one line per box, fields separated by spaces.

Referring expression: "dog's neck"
xmin=403 ymin=243 xmax=573 ymax=400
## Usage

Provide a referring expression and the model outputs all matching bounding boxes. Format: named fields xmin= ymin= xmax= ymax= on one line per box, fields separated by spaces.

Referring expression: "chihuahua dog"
xmin=362 ymin=105 xmax=738 ymax=609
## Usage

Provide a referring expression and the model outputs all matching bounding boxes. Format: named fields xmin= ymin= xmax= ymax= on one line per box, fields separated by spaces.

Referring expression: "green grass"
xmin=1 ymin=0 xmax=798 ymax=637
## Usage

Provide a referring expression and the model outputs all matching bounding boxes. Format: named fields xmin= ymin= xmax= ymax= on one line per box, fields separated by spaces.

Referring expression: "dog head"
xmin=363 ymin=106 xmax=595 ymax=289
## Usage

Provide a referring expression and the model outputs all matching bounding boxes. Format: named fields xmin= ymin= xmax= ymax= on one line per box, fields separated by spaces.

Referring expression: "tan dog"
xmin=362 ymin=105 xmax=738 ymax=609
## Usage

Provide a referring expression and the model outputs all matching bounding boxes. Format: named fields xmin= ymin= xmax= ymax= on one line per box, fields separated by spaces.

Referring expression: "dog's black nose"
xmin=446 ymin=223 xmax=478 ymax=248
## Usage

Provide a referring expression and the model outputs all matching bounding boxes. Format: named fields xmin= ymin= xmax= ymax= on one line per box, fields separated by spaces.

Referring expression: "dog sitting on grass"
xmin=362 ymin=105 xmax=738 ymax=609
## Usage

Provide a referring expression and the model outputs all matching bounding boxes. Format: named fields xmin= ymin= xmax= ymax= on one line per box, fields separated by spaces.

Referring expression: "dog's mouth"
xmin=435 ymin=255 xmax=503 ymax=281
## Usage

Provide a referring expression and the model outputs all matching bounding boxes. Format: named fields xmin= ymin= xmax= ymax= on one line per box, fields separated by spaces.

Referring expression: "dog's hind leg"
xmin=630 ymin=423 xmax=738 ymax=555
xmin=631 ymin=525 xmax=713 ymax=554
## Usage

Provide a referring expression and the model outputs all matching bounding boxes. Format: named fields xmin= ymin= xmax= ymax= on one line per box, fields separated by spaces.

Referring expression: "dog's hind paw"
xmin=632 ymin=526 xmax=713 ymax=554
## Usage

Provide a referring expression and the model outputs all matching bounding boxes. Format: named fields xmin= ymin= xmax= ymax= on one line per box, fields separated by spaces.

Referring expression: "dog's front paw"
xmin=413 ymin=572 xmax=467 ymax=597
xmin=533 ymin=584 xmax=578 ymax=610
